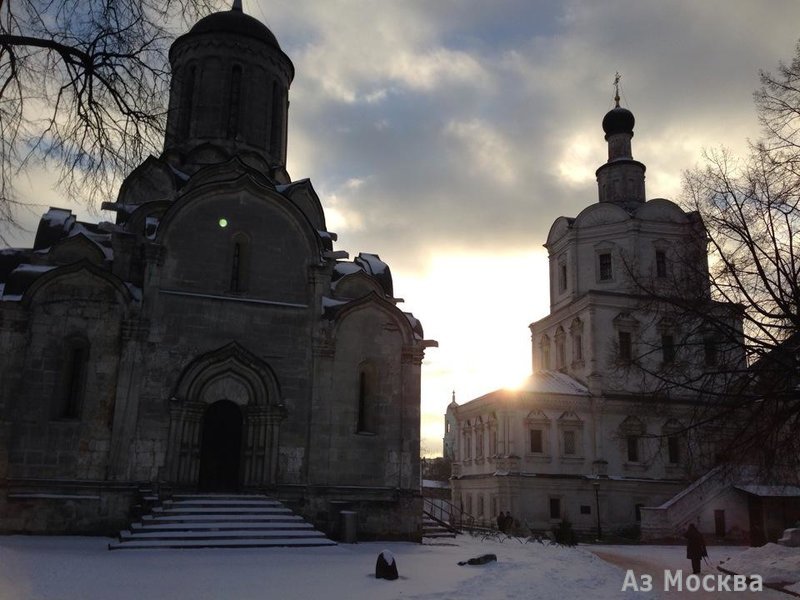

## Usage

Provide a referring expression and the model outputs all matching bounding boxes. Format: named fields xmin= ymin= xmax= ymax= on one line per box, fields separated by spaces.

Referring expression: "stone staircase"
xmin=423 ymin=515 xmax=457 ymax=539
xmin=109 ymin=494 xmax=336 ymax=550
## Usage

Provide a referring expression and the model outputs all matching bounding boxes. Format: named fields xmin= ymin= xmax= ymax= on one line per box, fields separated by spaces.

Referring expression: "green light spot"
xmin=218 ymin=218 xmax=228 ymax=228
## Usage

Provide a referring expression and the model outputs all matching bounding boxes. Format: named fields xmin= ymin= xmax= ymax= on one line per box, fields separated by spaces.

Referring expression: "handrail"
xmin=423 ymin=496 xmax=481 ymax=534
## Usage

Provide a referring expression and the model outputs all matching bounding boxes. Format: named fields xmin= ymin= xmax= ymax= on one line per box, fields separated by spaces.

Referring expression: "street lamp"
xmin=592 ymin=481 xmax=602 ymax=541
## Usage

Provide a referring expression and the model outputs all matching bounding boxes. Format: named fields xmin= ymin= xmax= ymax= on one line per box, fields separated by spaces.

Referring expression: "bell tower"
xmin=163 ymin=1 xmax=294 ymax=181
xmin=595 ymin=74 xmax=646 ymax=208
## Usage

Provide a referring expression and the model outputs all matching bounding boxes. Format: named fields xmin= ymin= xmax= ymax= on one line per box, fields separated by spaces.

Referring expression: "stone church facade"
xmin=447 ymin=99 xmax=751 ymax=539
xmin=0 ymin=4 xmax=432 ymax=540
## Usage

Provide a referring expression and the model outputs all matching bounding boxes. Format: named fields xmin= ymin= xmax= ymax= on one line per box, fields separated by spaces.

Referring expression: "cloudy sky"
xmin=8 ymin=0 xmax=800 ymax=455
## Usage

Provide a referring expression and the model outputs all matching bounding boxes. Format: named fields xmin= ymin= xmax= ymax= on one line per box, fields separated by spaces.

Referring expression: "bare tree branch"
xmin=0 ymin=0 xmax=224 ymax=243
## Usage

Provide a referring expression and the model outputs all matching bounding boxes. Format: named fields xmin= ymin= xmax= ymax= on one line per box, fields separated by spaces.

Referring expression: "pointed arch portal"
xmin=166 ymin=343 xmax=287 ymax=490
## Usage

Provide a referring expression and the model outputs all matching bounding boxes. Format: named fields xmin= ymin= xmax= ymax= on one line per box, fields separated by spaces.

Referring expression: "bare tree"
xmin=0 ymin=0 xmax=223 ymax=241
xmin=624 ymin=43 xmax=800 ymax=478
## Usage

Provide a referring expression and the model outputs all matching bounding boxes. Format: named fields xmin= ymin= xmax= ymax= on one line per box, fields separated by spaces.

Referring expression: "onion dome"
xmin=602 ymin=106 xmax=635 ymax=138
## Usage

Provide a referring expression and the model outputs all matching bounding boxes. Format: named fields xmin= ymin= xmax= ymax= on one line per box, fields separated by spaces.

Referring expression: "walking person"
xmin=685 ymin=524 xmax=708 ymax=574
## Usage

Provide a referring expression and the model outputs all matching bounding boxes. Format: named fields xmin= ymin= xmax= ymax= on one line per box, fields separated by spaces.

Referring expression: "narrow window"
xmin=574 ymin=334 xmax=583 ymax=362
xmin=179 ymin=66 xmax=196 ymax=139
xmin=704 ymin=338 xmax=718 ymax=366
xmin=477 ymin=495 xmax=484 ymax=516
xmin=563 ymin=430 xmax=576 ymax=456
xmin=58 ymin=341 xmax=88 ymax=419
xmin=229 ymin=235 xmax=250 ymax=293
xmin=270 ymin=81 xmax=282 ymax=156
xmin=635 ymin=504 xmax=644 ymax=522
xmin=598 ymin=253 xmax=613 ymax=281
xmin=618 ymin=331 xmax=632 ymax=361
xmin=627 ymin=436 xmax=639 ymax=462
xmin=556 ymin=337 xmax=566 ymax=369
xmin=661 ymin=334 xmax=675 ymax=364
xmin=530 ymin=429 xmax=543 ymax=453
xmin=227 ymin=65 xmax=242 ymax=139
xmin=655 ymin=250 xmax=667 ymax=278
xmin=549 ymin=497 xmax=561 ymax=519
xmin=230 ymin=241 xmax=243 ymax=292
xmin=476 ymin=429 xmax=484 ymax=457
xmin=667 ymin=435 xmax=680 ymax=464
xmin=559 ymin=263 xmax=567 ymax=292
xmin=356 ymin=366 xmax=377 ymax=434
xmin=580 ymin=505 xmax=591 ymax=515
xmin=541 ymin=337 xmax=551 ymax=370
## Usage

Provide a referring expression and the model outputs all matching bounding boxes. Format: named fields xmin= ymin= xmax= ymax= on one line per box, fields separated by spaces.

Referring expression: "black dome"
xmin=188 ymin=9 xmax=281 ymax=49
xmin=602 ymin=106 xmax=635 ymax=137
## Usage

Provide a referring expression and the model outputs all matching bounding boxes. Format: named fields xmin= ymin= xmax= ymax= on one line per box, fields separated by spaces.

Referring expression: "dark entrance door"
xmin=198 ymin=400 xmax=243 ymax=492
xmin=714 ymin=509 xmax=726 ymax=537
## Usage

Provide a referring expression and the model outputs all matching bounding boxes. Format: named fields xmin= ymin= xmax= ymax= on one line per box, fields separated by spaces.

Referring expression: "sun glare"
xmin=399 ymin=249 xmax=550 ymax=454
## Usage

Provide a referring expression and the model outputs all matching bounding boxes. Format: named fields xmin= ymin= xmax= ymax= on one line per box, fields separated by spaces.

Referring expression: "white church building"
xmin=445 ymin=95 xmax=778 ymax=541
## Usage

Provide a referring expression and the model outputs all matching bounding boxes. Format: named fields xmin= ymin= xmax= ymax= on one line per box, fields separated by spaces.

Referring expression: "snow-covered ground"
xmin=0 ymin=535 xmax=794 ymax=599
xmin=719 ymin=543 xmax=800 ymax=595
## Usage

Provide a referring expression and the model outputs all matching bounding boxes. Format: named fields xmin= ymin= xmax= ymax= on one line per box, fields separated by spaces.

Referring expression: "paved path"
xmin=589 ymin=545 xmax=786 ymax=599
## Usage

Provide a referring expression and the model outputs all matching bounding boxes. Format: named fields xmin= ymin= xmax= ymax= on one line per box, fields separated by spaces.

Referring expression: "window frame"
xmin=598 ymin=252 xmax=613 ymax=282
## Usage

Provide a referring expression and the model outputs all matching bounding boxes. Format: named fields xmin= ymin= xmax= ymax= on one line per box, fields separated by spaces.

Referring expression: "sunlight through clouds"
xmin=396 ymin=249 xmax=550 ymax=454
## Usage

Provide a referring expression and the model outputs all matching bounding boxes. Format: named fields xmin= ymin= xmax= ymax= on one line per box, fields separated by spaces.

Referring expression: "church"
xmin=444 ymin=92 xmax=791 ymax=542
xmin=0 ymin=3 xmax=432 ymax=541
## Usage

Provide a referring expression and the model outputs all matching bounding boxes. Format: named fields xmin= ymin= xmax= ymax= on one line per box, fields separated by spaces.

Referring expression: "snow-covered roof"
xmin=1 ymin=264 xmax=58 ymax=299
xmin=735 ymin=484 xmax=800 ymax=497
xmin=422 ymin=479 xmax=449 ymax=489
xmin=354 ymin=252 xmax=393 ymax=296
xmin=516 ymin=371 xmax=590 ymax=395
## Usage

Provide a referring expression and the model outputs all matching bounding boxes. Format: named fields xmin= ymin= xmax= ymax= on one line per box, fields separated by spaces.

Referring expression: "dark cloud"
xmin=9 ymin=0 xmax=800 ymax=454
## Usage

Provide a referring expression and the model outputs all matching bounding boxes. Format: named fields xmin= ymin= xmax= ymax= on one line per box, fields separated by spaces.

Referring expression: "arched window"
xmin=55 ymin=337 xmax=89 ymax=419
xmin=555 ymin=326 xmax=566 ymax=370
xmin=570 ymin=318 xmax=584 ymax=364
xmin=540 ymin=335 xmax=551 ymax=370
xmin=475 ymin=417 xmax=484 ymax=458
xmin=227 ymin=65 xmax=242 ymax=139
xmin=356 ymin=362 xmax=377 ymax=434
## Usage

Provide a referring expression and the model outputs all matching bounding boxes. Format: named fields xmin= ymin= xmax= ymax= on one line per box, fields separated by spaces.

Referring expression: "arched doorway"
xmin=198 ymin=400 xmax=243 ymax=492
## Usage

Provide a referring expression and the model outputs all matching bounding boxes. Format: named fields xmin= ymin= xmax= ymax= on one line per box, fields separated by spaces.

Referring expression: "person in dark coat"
xmin=496 ymin=512 xmax=506 ymax=533
xmin=684 ymin=524 xmax=707 ymax=574
xmin=504 ymin=512 xmax=514 ymax=535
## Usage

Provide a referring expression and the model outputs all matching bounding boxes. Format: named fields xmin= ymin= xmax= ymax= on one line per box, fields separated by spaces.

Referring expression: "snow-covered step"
xmin=110 ymin=494 xmax=335 ymax=550
xmin=131 ymin=520 xmax=313 ymax=531
xmin=119 ymin=529 xmax=328 ymax=541
xmin=153 ymin=506 xmax=292 ymax=515
xmin=142 ymin=514 xmax=302 ymax=523
xmin=171 ymin=494 xmax=271 ymax=501
xmin=108 ymin=537 xmax=337 ymax=550
xmin=163 ymin=499 xmax=284 ymax=508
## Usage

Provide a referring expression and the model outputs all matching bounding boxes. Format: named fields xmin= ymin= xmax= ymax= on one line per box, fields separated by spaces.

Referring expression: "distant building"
xmin=0 ymin=3 xmax=434 ymax=540
xmin=448 ymin=97 xmax=773 ymax=540
xmin=443 ymin=392 xmax=458 ymax=461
